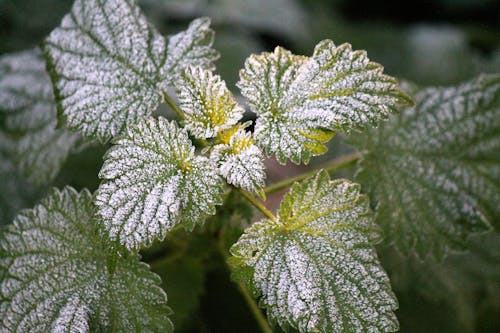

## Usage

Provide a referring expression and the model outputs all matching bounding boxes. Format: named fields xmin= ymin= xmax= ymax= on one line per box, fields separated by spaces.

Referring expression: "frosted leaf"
xmin=0 ymin=49 xmax=80 ymax=184
xmin=163 ymin=18 xmax=219 ymax=87
xmin=238 ymin=42 xmax=412 ymax=164
xmin=177 ymin=66 xmax=244 ymax=138
xmin=230 ymin=171 xmax=398 ymax=333
xmin=95 ymin=117 xmax=224 ymax=250
xmin=352 ymin=74 xmax=499 ymax=259
xmin=43 ymin=0 xmax=217 ymax=141
xmin=0 ymin=187 xmax=173 ymax=332
xmin=211 ymin=127 xmax=266 ymax=194
xmin=53 ymin=297 xmax=89 ymax=333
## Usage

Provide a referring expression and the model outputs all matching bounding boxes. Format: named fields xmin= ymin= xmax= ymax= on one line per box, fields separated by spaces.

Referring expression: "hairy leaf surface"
xmin=211 ymin=127 xmax=266 ymax=194
xmin=0 ymin=49 xmax=80 ymax=183
xmin=177 ymin=66 xmax=244 ymax=138
xmin=230 ymin=171 xmax=398 ymax=333
xmin=238 ymin=41 xmax=411 ymax=164
xmin=43 ymin=0 xmax=217 ymax=141
xmin=353 ymin=74 xmax=499 ymax=258
xmin=96 ymin=117 xmax=224 ymax=250
xmin=0 ymin=187 xmax=173 ymax=332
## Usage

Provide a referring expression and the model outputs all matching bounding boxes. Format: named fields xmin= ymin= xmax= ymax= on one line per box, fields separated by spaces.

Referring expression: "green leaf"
xmin=42 ymin=0 xmax=217 ymax=141
xmin=0 ymin=187 xmax=173 ymax=332
xmin=177 ymin=66 xmax=244 ymax=139
xmin=0 ymin=49 xmax=80 ymax=184
xmin=238 ymin=41 xmax=411 ymax=164
xmin=95 ymin=117 xmax=224 ymax=250
xmin=352 ymin=74 xmax=499 ymax=259
xmin=211 ymin=127 xmax=266 ymax=195
xmin=230 ymin=171 xmax=398 ymax=333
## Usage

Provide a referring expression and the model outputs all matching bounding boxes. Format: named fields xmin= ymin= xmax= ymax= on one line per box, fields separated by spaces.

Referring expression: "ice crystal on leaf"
xmin=211 ymin=126 xmax=266 ymax=194
xmin=96 ymin=117 xmax=224 ymax=250
xmin=0 ymin=187 xmax=173 ymax=332
xmin=42 ymin=0 xmax=217 ymax=141
xmin=238 ymin=41 xmax=412 ymax=164
xmin=230 ymin=171 xmax=398 ymax=333
xmin=352 ymin=74 xmax=499 ymax=259
xmin=0 ymin=49 xmax=80 ymax=184
xmin=177 ymin=66 xmax=244 ymax=138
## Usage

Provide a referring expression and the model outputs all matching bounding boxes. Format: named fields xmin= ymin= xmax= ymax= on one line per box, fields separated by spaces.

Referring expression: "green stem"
xmin=163 ymin=92 xmax=184 ymax=119
xmin=238 ymin=188 xmax=277 ymax=221
xmin=236 ymin=282 xmax=274 ymax=333
xmin=264 ymin=151 xmax=361 ymax=194
xmin=217 ymin=228 xmax=273 ymax=333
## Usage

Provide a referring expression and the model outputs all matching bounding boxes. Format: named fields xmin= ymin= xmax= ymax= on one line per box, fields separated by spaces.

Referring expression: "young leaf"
xmin=211 ymin=127 xmax=266 ymax=194
xmin=43 ymin=0 xmax=217 ymax=141
xmin=230 ymin=171 xmax=398 ymax=333
xmin=177 ymin=66 xmax=244 ymax=139
xmin=238 ymin=42 xmax=411 ymax=164
xmin=96 ymin=117 xmax=224 ymax=250
xmin=162 ymin=18 xmax=219 ymax=87
xmin=352 ymin=74 xmax=499 ymax=259
xmin=0 ymin=187 xmax=173 ymax=332
xmin=0 ymin=49 xmax=80 ymax=184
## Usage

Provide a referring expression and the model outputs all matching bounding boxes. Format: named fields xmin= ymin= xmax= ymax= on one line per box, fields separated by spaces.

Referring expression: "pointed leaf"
xmin=43 ymin=0 xmax=217 ymax=141
xmin=163 ymin=18 xmax=219 ymax=86
xmin=0 ymin=187 xmax=173 ymax=332
xmin=177 ymin=66 xmax=244 ymax=138
xmin=95 ymin=117 xmax=224 ymax=250
xmin=352 ymin=74 xmax=499 ymax=259
xmin=238 ymin=42 xmax=411 ymax=164
xmin=211 ymin=127 xmax=266 ymax=194
xmin=0 ymin=49 xmax=80 ymax=184
xmin=230 ymin=171 xmax=398 ymax=333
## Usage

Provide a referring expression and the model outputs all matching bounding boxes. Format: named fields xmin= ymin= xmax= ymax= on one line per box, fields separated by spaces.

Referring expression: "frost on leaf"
xmin=43 ymin=0 xmax=217 ymax=141
xmin=0 ymin=187 xmax=173 ymax=332
xmin=163 ymin=18 xmax=219 ymax=86
xmin=238 ymin=41 xmax=412 ymax=164
xmin=0 ymin=49 xmax=80 ymax=184
xmin=211 ymin=126 xmax=266 ymax=194
xmin=96 ymin=117 xmax=224 ymax=250
xmin=177 ymin=66 xmax=244 ymax=139
xmin=230 ymin=171 xmax=398 ymax=333
xmin=352 ymin=74 xmax=499 ymax=259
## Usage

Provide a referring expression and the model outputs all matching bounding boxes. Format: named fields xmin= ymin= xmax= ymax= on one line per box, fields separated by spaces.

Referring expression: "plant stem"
xmin=217 ymin=228 xmax=273 ymax=333
xmin=264 ymin=151 xmax=361 ymax=194
xmin=163 ymin=93 xmax=184 ymax=119
xmin=238 ymin=188 xmax=277 ymax=221
xmin=236 ymin=282 xmax=273 ymax=333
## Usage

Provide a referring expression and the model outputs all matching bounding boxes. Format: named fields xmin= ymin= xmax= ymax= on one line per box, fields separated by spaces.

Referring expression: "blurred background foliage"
xmin=0 ymin=0 xmax=499 ymax=332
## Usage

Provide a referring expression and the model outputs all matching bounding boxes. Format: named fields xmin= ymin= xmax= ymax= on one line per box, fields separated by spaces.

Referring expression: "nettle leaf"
xmin=211 ymin=127 xmax=266 ymax=194
xmin=238 ymin=41 xmax=411 ymax=164
xmin=177 ymin=66 xmax=244 ymax=139
xmin=353 ymin=74 xmax=499 ymax=259
xmin=96 ymin=117 xmax=224 ymax=250
xmin=0 ymin=187 xmax=173 ymax=332
xmin=230 ymin=171 xmax=398 ymax=333
xmin=43 ymin=0 xmax=217 ymax=141
xmin=0 ymin=49 xmax=80 ymax=184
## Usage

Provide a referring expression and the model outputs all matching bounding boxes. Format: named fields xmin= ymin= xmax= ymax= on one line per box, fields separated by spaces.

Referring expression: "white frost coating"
xmin=0 ymin=187 xmax=173 ymax=332
xmin=53 ymin=297 xmax=89 ymax=333
xmin=354 ymin=74 xmax=499 ymax=259
xmin=43 ymin=0 xmax=217 ymax=141
xmin=96 ymin=117 xmax=224 ymax=250
xmin=211 ymin=128 xmax=266 ymax=194
xmin=177 ymin=66 xmax=244 ymax=138
xmin=230 ymin=171 xmax=398 ymax=333
xmin=0 ymin=49 xmax=80 ymax=183
xmin=238 ymin=41 xmax=411 ymax=164
xmin=163 ymin=18 xmax=219 ymax=88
